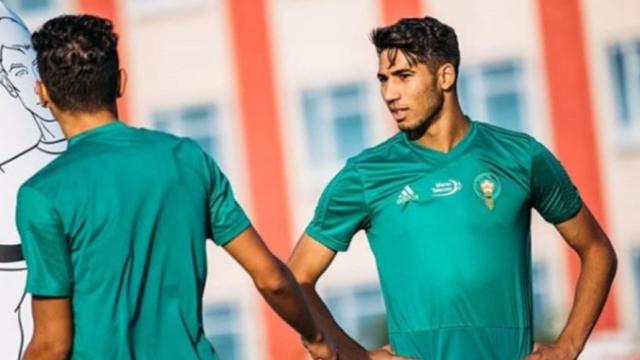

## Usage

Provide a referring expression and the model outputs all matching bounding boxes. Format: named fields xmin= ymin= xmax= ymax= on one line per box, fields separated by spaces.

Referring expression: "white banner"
xmin=0 ymin=4 xmax=67 ymax=359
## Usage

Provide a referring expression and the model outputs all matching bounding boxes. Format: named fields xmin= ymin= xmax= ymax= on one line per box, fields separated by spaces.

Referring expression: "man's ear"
xmin=35 ymin=80 xmax=51 ymax=107
xmin=0 ymin=73 xmax=19 ymax=97
xmin=117 ymin=68 xmax=127 ymax=98
xmin=438 ymin=63 xmax=457 ymax=92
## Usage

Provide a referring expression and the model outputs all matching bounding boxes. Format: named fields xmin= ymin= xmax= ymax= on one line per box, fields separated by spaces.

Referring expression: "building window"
xmin=4 ymin=0 xmax=52 ymax=14
xmin=608 ymin=40 xmax=640 ymax=146
xmin=301 ymin=82 xmax=371 ymax=166
xmin=152 ymin=104 xmax=222 ymax=163
xmin=532 ymin=261 xmax=555 ymax=342
xmin=458 ymin=59 xmax=527 ymax=132
xmin=633 ymin=249 xmax=640 ymax=325
xmin=324 ymin=284 xmax=388 ymax=349
xmin=532 ymin=261 xmax=550 ymax=324
xmin=127 ymin=0 xmax=209 ymax=16
xmin=203 ymin=302 xmax=244 ymax=360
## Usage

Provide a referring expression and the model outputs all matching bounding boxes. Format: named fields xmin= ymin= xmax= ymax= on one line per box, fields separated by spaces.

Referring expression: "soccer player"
xmin=288 ymin=16 xmax=617 ymax=360
xmin=17 ymin=15 xmax=335 ymax=360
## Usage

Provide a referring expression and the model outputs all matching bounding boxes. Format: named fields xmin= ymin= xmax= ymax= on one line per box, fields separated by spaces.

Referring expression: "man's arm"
xmin=288 ymin=233 xmax=404 ymax=360
xmin=288 ymin=233 xmax=368 ymax=358
xmin=527 ymin=206 xmax=617 ymax=360
xmin=16 ymin=186 xmax=73 ymax=359
xmin=23 ymin=296 xmax=72 ymax=360
xmin=223 ymin=226 xmax=335 ymax=359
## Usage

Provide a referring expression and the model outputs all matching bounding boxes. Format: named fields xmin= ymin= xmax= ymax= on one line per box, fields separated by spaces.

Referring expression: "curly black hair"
xmin=32 ymin=14 xmax=120 ymax=112
xmin=371 ymin=16 xmax=460 ymax=74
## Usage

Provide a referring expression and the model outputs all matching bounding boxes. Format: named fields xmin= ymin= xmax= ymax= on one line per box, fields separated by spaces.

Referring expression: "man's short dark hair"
xmin=32 ymin=15 xmax=119 ymax=112
xmin=371 ymin=16 xmax=460 ymax=74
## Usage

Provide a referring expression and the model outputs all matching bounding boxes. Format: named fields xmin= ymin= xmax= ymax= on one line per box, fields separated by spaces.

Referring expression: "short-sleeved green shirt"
xmin=306 ymin=119 xmax=582 ymax=360
xmin=16 ymin=121 xmax=250 ymax=359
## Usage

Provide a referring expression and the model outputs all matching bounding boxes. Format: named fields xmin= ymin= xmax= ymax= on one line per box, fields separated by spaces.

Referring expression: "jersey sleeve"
xmin=305 ymin=163 xmax=370 ymax=252
xmin=530 ymin=140 xmax=583 ymax=224
xmin=16 ymin=186 xmax=72 ymax=297
xmin=204 ymin=154 xmax=251 ymax=246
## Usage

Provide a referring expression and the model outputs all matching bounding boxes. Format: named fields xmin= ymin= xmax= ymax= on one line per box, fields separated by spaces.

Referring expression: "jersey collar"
xmin=68 ymin=121 xmax=127 ymax=147
xmin=402 ymin=116 xmax=477 ymax=162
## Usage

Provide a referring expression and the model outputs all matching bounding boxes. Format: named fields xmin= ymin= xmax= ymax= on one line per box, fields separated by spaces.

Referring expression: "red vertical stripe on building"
xmin=380 ymin=0 xmax=424 ymax=25
xmin=76 ymin=0 xmax=131 ymax=122
xmin=226 ymin=1 xmax=301 ymax=359
xmin=536 ymin=0 xmax=617 ymax=330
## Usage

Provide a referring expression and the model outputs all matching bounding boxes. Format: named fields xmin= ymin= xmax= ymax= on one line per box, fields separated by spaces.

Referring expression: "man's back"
xmin=17 ymin=121 xmax=250 ymax=359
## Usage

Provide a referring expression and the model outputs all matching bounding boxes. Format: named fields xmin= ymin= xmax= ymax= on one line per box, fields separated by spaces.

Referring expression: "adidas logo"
xmin=397 ymin=185 xmax=419 ymax=205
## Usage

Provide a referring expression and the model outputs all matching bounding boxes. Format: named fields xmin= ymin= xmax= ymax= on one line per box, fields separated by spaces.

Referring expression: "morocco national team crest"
xmin=473 ymin=173 xmax=501 ymax=210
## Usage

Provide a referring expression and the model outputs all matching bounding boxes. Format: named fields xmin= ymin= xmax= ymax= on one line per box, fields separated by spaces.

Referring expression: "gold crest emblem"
xmin=473 ymin=173 xmax=501 ymax=211
xmin=480 ymin=179 xmax=495 ymax=210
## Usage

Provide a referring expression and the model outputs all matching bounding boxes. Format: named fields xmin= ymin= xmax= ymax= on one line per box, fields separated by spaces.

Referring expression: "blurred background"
xmin=6 ymin=0 xmax=640 ymax=358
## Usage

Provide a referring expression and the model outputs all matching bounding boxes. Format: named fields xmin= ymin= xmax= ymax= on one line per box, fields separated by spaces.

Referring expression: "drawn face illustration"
xmin=0 ymin=17 xmax=53 ymax=121
xmin=0 ymin=16 xmax=66 ymax=167
xmin=1 ymin=44 xmax=52 ymax=120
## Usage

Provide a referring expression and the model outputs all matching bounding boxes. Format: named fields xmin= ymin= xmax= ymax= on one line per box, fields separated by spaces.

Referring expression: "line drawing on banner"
xmin=0 ymin=9 xmax=67 ymax=360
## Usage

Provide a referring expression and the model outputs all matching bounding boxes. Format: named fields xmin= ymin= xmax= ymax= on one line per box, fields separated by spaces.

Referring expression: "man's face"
xmin=1 ymin=44 xmax=53 ymax=120
xmin=377 ymin=49 xmax=444 ymax=132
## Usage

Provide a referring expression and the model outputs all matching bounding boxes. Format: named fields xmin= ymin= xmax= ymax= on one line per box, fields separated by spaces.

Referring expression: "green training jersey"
xmin=306 ymin=119 xmax=582 ymax=360
xmin=16 ymin=121 xmax=250 ymax=359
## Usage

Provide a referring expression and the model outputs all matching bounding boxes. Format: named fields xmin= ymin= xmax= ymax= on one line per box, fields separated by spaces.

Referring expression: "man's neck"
xmin=413 ymin=102 xmax=468 ymax=153
xmin=55 ymin=109 xmax=119 ymax=139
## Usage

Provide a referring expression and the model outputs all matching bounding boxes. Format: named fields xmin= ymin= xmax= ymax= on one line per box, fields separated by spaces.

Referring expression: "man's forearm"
xmin=255 ymin=259 xmax=320 ymax=340
xmin=300 ymin=283 xmax=369 ymax=359
xmin=24 ymin=296 xmax=73 ymax=360
xmin=556 ymin=242 xmax=617 ymax=353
